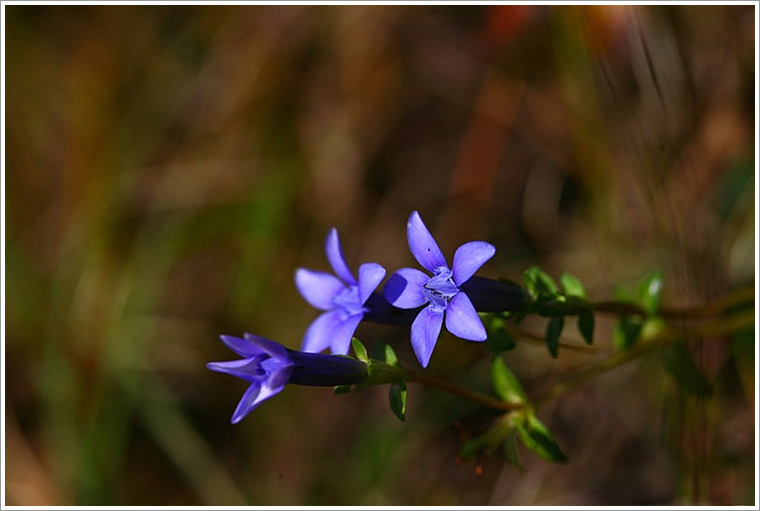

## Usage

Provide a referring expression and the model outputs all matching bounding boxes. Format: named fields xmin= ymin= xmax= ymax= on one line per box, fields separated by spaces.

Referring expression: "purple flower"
xmin=295 ymin=228 xmax=386 ymax=355
xmin=384 ymin=211 xmax=495 ymax=367
xmin=207 ymin=333 xmax=368 ymax=423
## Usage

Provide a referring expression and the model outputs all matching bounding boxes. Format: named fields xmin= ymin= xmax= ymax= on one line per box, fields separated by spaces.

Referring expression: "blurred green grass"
xmin=4 ymin=4 xmax=755 ymax=506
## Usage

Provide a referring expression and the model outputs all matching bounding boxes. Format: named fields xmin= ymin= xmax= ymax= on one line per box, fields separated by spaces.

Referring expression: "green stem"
xmin=403 ymin=291 xmax=753 ymax=414
xmin=406 ymin=370 xmax=522 ymax=412
xmin=591 ymin=284 xmax=754 ymax=320
xmin=503 ymin=322 xmax=596 ymax=353
xmin=533 ymin=310 xmax=754 ymax=408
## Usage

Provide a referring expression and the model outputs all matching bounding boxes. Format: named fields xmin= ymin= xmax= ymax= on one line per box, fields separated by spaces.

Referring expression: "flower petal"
xmin=357 ymin=262 xmax=386 ymax=304
xmin=219 ymin=334 xmax=261 ymax=358
xmin=384 ymin=268 xmax=429 ymax=309
xmin=325 ymin=228 xmax=356 ymax=285
xmin=411 ymin=305 xmax=444 ymax=368
xmin=329 ymin=313 xmax=363 ymax=356
xmin=301 ymin=309 xmax=365 ymax=355
xmin=261 ymin=360 xmax=294 ymax=390
xmin=445 ymin=292 xmax=487 ymax=341
xmin=295 ymin=268 xmax=345 ymax=310
xmin=207 ymin=358 xmax=262 ymax=383
xmin=230 ymin=382 xmax=285 ymax=424
xmin=407 ymin=211 xmax=447 ymax=273
xmin=242 ymin=333 xmax=289 ymax=359
xmin=451 ymin=241 xmax=496 ymax=286
xmin=301 ymin=310 xmax=343 ymax=353
xmin=230 ymin=383 xmax=261 ymax=423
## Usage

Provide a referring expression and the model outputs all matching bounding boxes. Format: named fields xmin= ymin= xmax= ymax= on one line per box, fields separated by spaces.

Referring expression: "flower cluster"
xmin=295 ymin=211 xmax=497 ymax=367
xmin=208 ymin=210 xmax=527 ymax=422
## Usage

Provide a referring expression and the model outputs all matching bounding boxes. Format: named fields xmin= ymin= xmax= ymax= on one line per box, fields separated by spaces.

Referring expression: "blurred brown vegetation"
xmin=4 ymin=4 xmax=755 ymax=506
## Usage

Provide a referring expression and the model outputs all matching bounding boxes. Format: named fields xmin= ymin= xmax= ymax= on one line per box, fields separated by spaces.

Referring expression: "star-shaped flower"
xmin=295 ymin=228 xmax=386 ymax=355
xmin=384 ymin=211 xmax=495 ymax=367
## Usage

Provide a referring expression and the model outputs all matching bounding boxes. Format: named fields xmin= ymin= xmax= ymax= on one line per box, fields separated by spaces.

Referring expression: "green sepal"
xmin=614 ymin=316 xmax=642 ymax=351
xmin=389 ymin=381 xmax=407 ymax=421
xmin=545 ymin=316 xmax=564 ymax=358
xmin=661 ymin=341 xmax=713 ymax=396
xmin=491 ymin=356 xmax=527 ymax=405
xmin=560 ymin=271 xmax=587 ymax=298
xmin=638 ymin=270 xmax=664 ymax=315
xmin=333 ymin=385 xmax=352 ymax=395
xmin=578 ymin=309 xmax=595 ymax=345
xmin=351 ymin=337 xmax=369 ymax=362
xmin=486 ymin=316 xmax=517 ymax=353
xmin=513 ymin=412 xmax=568 ymax=463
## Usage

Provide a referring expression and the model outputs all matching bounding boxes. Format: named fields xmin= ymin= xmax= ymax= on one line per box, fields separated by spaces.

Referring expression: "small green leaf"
xmin=503 ymin=428 xmax=525 ymax=471
xmin=351 ymin=337 xmax=369 ymax=362
xmin=334 ymin=385 xmax=351 ymax=395
xmin=491 ymin=357 xmax=527 ymax=405
xmin=371 ymin=341 xmax=386 ymax=361
xmin=638 ymin=270 xmax=664 ymax=315
xmin=371 ymin=341 xmax=399 ymax=366
xmin=545 ymin=316 xmax=564 ymax=358
xmin=459 ymin=433 xmax=488 ymax=461
xmin=515 ymin=413 xmax=568 ymax=463
xmin=578 ymin=309 xmax=595 ymax=345
xmin=661 ymin=341 xmax=713 ymax=396
xmin=523 ymin=268 xmax=538 ymax=297
xmin=389 ymin=382 xmax=407 ymax=421
xmin=383 ymin=344 xmax=399 ymax=366
xmin=524 ymin=266 xmax=559 ymax=298
xmin=560 ymin=272 xmax=587 ymax=298
xmin=613 ymin=317 xmax=642 ymax=351
xmin=486 ymin=316 xmax=517 ymax=353
xmin=458 ymin=418 xmax=511 ymax=461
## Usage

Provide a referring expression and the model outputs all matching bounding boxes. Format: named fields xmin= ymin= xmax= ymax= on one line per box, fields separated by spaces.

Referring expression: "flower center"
xmin=235 ymin=354 xmax=272 ymax=384
xmin=332 ymin=284 xmax=366 ymax=320
xmin=423 ymin=267 xmax=459 ymax=311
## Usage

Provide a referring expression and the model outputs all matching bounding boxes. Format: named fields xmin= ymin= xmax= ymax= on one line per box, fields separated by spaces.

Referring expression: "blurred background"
xmin=4 ymin=4 xmax=755 ymax=506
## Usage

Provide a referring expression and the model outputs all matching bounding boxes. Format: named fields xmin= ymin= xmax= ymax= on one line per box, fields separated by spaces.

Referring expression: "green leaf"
xmin=638 ymin=270 xmax=664 ymax=315
xmin=613 ymin=317 xmax=642 ymax=351
xmin=371 ymin=341 xmax=399 ymax=366
xmin=503 ymin=428 xmax=525 ymax=471
xmin=524 ymin=266 xmax=559 ymax=298
xmin=578 ymin=309 xmax=595 ymax=345
xmin=458 ymin=434 xmax=488 ymax=461
xmin=458 ymin=417 xmax=511 ymax=461
xmin=491 ymin=357 xmax=527 ymax=405
xmin=351 ymin=337 xmax=369 ymax=362
xmin=515 ymin=412 xmax=568 ymax=463
xmin=545 ymin=316 xmax=564 ymax=358
xmin=560 ymin=272 xmax=587 ymax=298
xmin=661 ymin=341 xmax=713 ymax=396
xmin=389 ymin=382 xmax=407 ymax=421
xmin=486 ymin=316 xmax=517 ymax=353
xmin=334 ymin=385 xmax=351 ymax=395
xmin=384 ymin=344 xmax=399 ymax=366
xmin=370 ymin=341 xmax=386 ymax=361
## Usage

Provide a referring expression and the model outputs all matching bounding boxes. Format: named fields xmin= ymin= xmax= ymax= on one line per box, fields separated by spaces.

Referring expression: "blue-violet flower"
xmin=295 ymin=228 xmax=386 ymax=355
xmin=207 ymin=333 xmax=368 ymax=423
xmin=384 ymin=211 xmax=495 ymax=367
